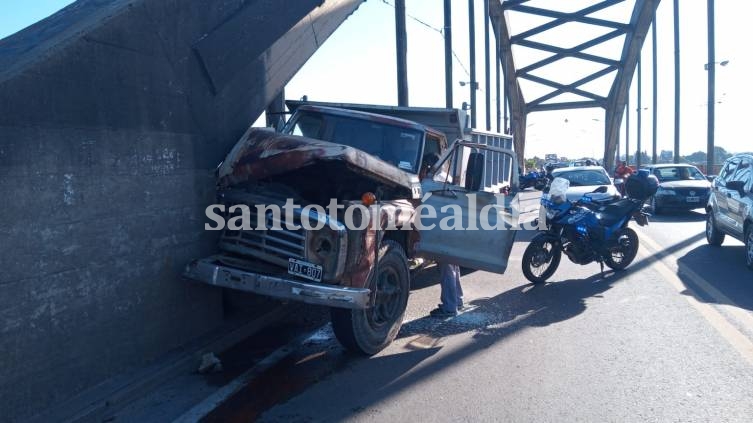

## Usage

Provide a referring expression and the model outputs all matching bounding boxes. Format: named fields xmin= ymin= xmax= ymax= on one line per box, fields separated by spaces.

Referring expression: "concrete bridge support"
xmin=0 ymin=0 xmax=362 ymax=420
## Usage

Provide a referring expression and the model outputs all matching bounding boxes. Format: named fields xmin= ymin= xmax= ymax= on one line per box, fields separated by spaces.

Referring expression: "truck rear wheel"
xmin=331 ymin=240 xmax=409 ymax=355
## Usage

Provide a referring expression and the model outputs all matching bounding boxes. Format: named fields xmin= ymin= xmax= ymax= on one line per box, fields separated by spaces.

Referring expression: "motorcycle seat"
xmin=594 ymin=199 xmax=635 ymax=226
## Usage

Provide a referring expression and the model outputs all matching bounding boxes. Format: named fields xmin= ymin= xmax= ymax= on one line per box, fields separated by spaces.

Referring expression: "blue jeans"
xmin=439 ymin=262 xmax=463 ymax=312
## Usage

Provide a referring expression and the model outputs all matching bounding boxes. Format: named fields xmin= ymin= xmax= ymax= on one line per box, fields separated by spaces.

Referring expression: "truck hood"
xmin=218 ymin=129 xmax=420 ymax=197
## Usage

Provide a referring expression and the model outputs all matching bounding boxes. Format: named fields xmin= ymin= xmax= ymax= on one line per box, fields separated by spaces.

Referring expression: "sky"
xmin=1 ymin=0 xmax=750 ymax=161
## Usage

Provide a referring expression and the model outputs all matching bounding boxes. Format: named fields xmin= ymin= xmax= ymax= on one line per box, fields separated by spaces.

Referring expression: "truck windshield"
xmin=285 ymin=111 xmax=424 ymax=173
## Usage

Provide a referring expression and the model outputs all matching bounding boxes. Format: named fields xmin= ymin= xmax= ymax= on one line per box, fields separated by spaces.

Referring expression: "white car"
xmin=550 ymin=166 xmax=621 ymax=202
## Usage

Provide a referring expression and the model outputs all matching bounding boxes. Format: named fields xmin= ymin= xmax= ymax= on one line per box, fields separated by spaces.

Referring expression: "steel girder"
xmin=489 ymin=0 xmax=660 ymax=172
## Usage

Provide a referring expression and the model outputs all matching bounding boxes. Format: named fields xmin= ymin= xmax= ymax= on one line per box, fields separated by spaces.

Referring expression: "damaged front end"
xmin=185 ymin=127 xmax=421 ymax=310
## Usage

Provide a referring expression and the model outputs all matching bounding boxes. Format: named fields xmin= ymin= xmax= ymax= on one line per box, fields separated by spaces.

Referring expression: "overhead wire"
xmin=379 ymin=0 xmax=471 ymax=77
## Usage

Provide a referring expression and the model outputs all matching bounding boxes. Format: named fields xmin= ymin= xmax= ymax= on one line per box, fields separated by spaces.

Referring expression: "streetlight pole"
xmin=706 ymin=0 xmax=716 ymax=175
xmin=652 ymin=13 xmax=658 ymax=164
xmin=637 ymin=58 xmax=642 ymax=168
xmin=394 ymin=0 xmax=408 ymax=106
xmin=443 ymin=0 xmax=453 ymax=109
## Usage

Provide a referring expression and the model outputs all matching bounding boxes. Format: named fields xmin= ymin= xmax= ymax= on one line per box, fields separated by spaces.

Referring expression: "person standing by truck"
xmin=429 ymin=262 xmax=463 ymax=317
xmin=419 ymin=152 xmax=464 ymax=318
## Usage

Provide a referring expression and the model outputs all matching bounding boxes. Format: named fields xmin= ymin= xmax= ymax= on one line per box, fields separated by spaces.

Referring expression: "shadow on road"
xmin=650 ymin=209 xmax=705 ymax=223
xmin=257 ymin=243 xmax=685 ymax=421
xmin=676 ymin=243 xmax=753 ymax=311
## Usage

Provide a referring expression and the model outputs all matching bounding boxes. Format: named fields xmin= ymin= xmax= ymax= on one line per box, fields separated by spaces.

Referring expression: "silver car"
xmin=705 ymin=153 xmax=753 ymax=270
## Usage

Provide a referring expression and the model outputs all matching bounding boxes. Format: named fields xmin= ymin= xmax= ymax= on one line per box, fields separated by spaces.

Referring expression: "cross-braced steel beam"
xmin=489 ymin=0 xmax=660 ymax=172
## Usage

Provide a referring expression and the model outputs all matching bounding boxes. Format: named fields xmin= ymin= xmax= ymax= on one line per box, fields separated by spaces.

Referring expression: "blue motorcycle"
xmin=519 ymin=170 xmax=548 ymax=191
xmin=522 ymin=176 xmax=653 ymax=284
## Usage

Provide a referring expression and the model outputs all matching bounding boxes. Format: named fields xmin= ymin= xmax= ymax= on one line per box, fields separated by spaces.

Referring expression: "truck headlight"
xmin=305 ymin=216 xmax=347 ymax=282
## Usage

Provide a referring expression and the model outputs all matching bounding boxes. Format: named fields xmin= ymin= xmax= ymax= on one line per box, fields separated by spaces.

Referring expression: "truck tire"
xmin=331 ymin=240 xmax=410 ymax=355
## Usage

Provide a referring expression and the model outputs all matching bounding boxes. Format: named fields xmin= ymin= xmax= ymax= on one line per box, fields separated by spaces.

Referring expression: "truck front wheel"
xmin=331 ymin=240 xmax=409 ymax=355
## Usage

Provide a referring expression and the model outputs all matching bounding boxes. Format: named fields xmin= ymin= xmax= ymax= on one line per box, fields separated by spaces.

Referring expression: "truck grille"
xmin=219 ymin=207 xmax=306 ymax=267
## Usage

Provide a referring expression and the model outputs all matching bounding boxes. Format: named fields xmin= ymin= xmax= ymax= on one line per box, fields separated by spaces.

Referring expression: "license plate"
xmin=288 ymin=258 xmax=323 ymax=282
xmin=686 ymin=196 xmax=700 ymax=203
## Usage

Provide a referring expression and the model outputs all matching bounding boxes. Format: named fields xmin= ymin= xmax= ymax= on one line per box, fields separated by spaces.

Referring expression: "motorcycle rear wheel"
xmin=522 ymin=236 xmax=562 ymax=284
xmin=604 ymin=227 xmax=639 ymax=270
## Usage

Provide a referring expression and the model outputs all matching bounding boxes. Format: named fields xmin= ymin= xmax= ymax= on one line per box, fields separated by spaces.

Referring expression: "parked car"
xmin=642 ymin=164 xmax=711 ymax=214
xmin=705 ymin=153 xmax=753 ymax=270
xmin=549 ymin=166 xmax=621 ymax=202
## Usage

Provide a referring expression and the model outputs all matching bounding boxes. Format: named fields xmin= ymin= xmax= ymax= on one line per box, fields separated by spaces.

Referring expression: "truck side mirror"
xmin=465 ymin=151 xmax=485 ymax=191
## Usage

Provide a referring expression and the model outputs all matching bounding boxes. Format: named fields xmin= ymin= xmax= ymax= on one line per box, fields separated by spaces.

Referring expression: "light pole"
xmin=637 ymin=58 xmax=642 ymax=168
xmin=652 ymin=12 xmax=658 ymax=164
xmin=443 ymin=0 xmax=453 ymax=109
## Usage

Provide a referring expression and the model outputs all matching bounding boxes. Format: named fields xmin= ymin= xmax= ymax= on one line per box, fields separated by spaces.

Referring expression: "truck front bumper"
xmin=184 ymin=256 xmax=371 ymax=309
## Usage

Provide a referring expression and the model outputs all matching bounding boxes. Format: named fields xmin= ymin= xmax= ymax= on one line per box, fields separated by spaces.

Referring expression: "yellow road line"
xmin=641 ymin=233 xmax=753 ymax=330
xmin=638 ymin=232 xmax=753 ymax=365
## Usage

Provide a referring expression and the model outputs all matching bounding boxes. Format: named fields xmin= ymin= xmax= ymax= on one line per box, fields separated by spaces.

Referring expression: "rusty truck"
xmin=184 ymin=103 xmax=519 ymax=354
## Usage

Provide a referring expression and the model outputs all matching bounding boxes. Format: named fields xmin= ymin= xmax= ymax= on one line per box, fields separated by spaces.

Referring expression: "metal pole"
xmin=265 ymin=89 xmax=285 ymax=128
xmin=495 ymin=21 xmax=501 ymax=133
xmin=626 ymin=97 xmax=630 ymax=166
xmin=444 ymin=0 xmax=453 ymax=109
xmin=395 ymin=0 xmax=408 ymax=106
xmin=652 ymin=15 xmax=658 ymax=164
xmin=637 ymin=59 xmax=642 ymax=168
xmin=484 ymin=0 xmax=491 ymax=131
xmin=613 ymin=110 xmax=620 ymax=167
xmin=468 ymin=0 xmax=477 ymax=129
xmin=673 ymin=0 xmax=681 ymax=163
xmin=707 ymin=0 xmax=716 ymax=175
xmin=504 ymin=93 xmax=509 ymax=134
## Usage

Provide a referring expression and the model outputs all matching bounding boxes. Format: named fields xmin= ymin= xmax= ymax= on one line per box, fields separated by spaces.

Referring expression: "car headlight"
xmin=656 ymin=187 xmax=676 ymax=196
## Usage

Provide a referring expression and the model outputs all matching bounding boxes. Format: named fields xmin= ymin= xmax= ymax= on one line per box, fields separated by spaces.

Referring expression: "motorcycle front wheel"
xmin=604 ymin=227 xmax=639 ymax=270
xmin=522 ymin=235 xmax=562 ymax=284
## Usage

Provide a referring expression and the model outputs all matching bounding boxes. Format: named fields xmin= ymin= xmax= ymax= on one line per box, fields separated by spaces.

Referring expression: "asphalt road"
xmin=211 ymin=202 xmax=753 ymax=423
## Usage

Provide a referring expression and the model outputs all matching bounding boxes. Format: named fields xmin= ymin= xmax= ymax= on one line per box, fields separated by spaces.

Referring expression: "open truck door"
xmin=415 ymin=141 xmax=520 ymax=273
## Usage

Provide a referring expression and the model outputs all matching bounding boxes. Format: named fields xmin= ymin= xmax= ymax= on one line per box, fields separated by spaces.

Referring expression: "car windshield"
xmin=285 ymin=111 xmax=423 ymax=173
xmin=554 ymin=169 xmax=611 ymax=186
xmin=651 ymin=166 xmax=705 ymax=181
